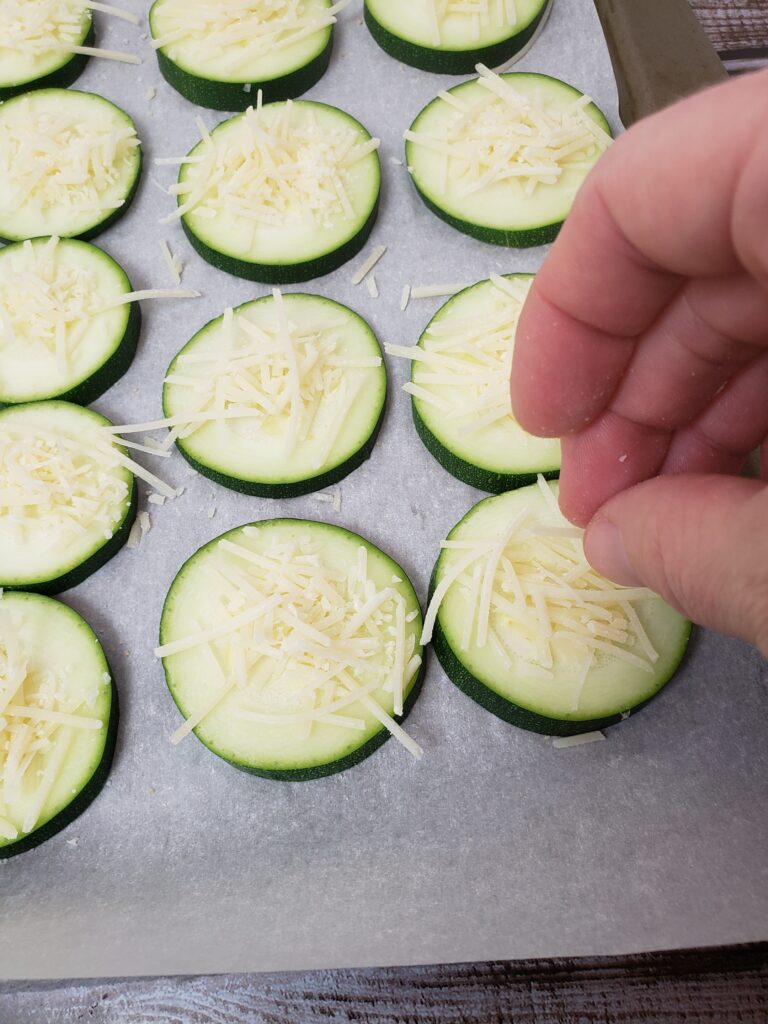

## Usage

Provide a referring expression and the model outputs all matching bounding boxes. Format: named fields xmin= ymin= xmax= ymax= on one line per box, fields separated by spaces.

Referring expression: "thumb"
xmin=583 ymin=474 xmax=768 ymax=655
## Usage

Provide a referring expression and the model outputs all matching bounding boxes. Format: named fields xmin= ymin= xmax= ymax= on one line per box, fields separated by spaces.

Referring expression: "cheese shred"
xmin=405 ymin=63 xmax=611 ymax=199
xmin=422 ymin=476 xmax=662 ymax=712
xmin=159 ymin=531 xmax=423 ymax=758
xmin=0 ymin=602 xmax=109 ymax=839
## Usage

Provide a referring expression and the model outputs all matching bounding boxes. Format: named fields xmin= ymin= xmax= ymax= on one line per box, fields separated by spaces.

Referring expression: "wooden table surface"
xmin=2 ymin=3 xmax=767 ymax=1022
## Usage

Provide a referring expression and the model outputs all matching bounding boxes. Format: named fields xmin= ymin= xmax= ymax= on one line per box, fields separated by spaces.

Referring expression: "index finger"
xmin=511 ymin=70 xmax=768 ymax=439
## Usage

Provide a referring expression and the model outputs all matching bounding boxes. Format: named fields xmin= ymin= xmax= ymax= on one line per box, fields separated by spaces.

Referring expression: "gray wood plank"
xmin=2 ymin=946 xmax=767 ymax=1023
xmin=691 ymin=0 xmax=768 ymax=54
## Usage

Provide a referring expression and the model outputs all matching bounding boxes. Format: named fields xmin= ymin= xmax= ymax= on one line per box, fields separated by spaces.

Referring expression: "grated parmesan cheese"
xmin=405 ymin=64 xmax=611 ymax=199
xmin=159 ymin=239 xmax=183 ymax=285
xmin=0 ymin=92 xmax=141 ymax=235
xmin=158 ymin=531 xmax=423 ymax=757
xmin=351 ymin=244 xmax=386 ymax=285
xmin=150 ymin=0 xmax=351 ymax=69
xmin=0 ymin=0 xmax=140 ymax=70
xmin=159 ymin=99 xmax=380 ymax=232
xmin=552 ymin=731 xmax=605 ymax=749
xmin=385 ymin=274 xmax=529 ymax=440
xmin=410 ymin=283 xmax=471 ymax=299
xmin=112 ymin=290 xmax=382 ymax=471
xmin=421 ymin=476 xmax=661 ymax=712
xmin=0 ymin=603 xmax=108 ymax=838
xmin=415 ymin=0 xmax=520 ymax=47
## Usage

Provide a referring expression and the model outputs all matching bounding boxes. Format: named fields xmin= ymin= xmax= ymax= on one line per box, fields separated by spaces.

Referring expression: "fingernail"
xmin=584 ymin=519 xmax=642 ymax=587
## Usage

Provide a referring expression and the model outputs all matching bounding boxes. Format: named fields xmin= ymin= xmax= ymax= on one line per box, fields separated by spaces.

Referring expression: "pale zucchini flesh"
xmin=364 ymin=0 xmax=550 ymax=74
xmin=0 ymin=591 xmax=117 ymax=858
xmin=162 ymin=293 xmax=386 ymax=497
xmin=0 ymin=402 xmax=136 ymax=594
xmin=0 ymin=238 xmax=140 ymax=407
xmin=0 ymin=89 xmax=142 ymax=243
xmin=175 ymin=100 xmax=381 ymax=283
xmin=0 ymin=1 xmax=92 ymax=99
xmin=406 ymin=72 xmax=612 ymax=248
xmin=406 ymin=274 xmax=560 ymax=492
xmin=429 ymin=483 xmax=691 ymax=735
xmin=149 ymin=0 xmax=335 ymax=109
xmin=159 ymin=520 xmax=425 ymax=779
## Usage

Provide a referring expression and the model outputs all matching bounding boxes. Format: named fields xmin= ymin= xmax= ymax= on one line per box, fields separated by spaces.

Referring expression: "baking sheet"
xmin=2 ymin=0 xmax=767 ymax=981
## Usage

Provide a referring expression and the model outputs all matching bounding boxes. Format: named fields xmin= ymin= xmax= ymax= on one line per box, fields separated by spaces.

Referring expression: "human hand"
xmin=511 ymin=71 xmax=768 ymax=654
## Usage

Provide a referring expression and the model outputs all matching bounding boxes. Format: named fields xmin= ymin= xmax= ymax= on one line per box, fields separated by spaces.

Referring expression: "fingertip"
xmin=583 ymin=518 xmax=643 ymax=587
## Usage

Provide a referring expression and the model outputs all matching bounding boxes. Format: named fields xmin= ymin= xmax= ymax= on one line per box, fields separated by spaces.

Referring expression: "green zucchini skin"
xmin=0 ymin=127 xmax=143 ymax=246
xmin=173 ymin=405 xmax=385 ymax=498
xmin=430 ymin=584 xmax=693 ymax=738
xmin=181 ymin=196 xmax=379 ymax=284
xmin=0 ymin=676 xmax=118 ymax=859
xmin=412 ymin=402 xmax=559 ymax=494
xmin=56 ymin=300 xmax=141 ymax=407
xmin=3 ymin=486 xmax=137 ymax=597
xmin=405 ymin=73 xmax=612 ymax=249
xmin=155 ymin=35 xmax=333 ymax=111
xmin=363 ymin=1 xmax=548 ymax=75
xmin=216 ymin=659 xmax=426 ymax=781
xmin=0 ymin=301 xmax=142 ymax=411
xmin=0 ymin=24 xmax=95 ymax=103
xmin=74 ymin=146 xmax=143 ymax=244
xmin=405 ymin=183 xmax=563 ymax=248
xmin=160 ymin=519 xmax=425 ymax=780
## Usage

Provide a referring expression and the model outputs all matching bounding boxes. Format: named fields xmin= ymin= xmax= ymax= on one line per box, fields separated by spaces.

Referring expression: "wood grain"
xmin=2 ymin=945 xmax=767 ymax=1023
xmin=690 ymin=0 xmax=768 ymax=55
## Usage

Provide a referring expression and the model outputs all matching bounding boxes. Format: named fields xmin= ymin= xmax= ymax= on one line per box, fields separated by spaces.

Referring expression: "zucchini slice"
xmin=423 ymin=480 xmax=691 ymax=736
xmin=0 ymin=237 xmax=141 ymax=408
xmin=405 ymin=68 xmax=612 ymax=248
xmin=0 ymin=401 xmax=137 ymax=594
xmin=162 ymin=291 xmax=386 ymax=498
xmin=158 ymin=519 xmax=425 ymax=780
xmin=0 ymin=0 xmax=93 ymax=101
xmin=0 ymin=591 xmax=117 ymax=859
xmin=0 ymin=88 xmax=142 ymax=243
xmin=387 ymin=273 xmax=560 ymax=492
xmin=364 ymin=0 xmax=550 ymax=75
xmin=149 ymin=0 xmax=342 ymax=110
xmin=165 ymin=100 xmax=381 ymax=283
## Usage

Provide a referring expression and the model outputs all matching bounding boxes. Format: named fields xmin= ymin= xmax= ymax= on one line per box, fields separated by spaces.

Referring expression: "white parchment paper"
xmin=2 ymin=0 xmax=767 ymax=981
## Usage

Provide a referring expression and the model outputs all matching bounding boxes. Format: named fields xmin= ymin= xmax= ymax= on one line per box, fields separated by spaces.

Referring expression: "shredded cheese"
xmin=0 ymin=602 xmax=108 ymax=839
xmin=159 ymin=239 xmax=183 ymax=285
xmin=0 ymin=239 xmax=199 ymax=399
xmin=113 ymin=290 xmax=381 ymax=469
xmin=0 ymin=410 xmax=175 ymax=564
xmin=351 ymin=244 xmax=386 ymax=285
xmin=150 ymin=0 xmax=350 ymax=67
xmin=159 ymin=99 xmax=379 ymax=230
xmin=422 ymin=476 xmax=661 ymax=711
xmin=415 ymin=0 xmax=519 ymax=47
xmin=405 ymin=64 xmax=611 ymax=198
xmin=410 ymin=283 xmax=471 ymax=300
xmin=159 ymin=530 xmax=423 ymax=758
xmin=552 ymin=731 xmax=605 ymax=749
xmin=0 ymin=0 xmax=139 ymax=67
xmin=0 ymin=93 xmax=140 ymax=230
xmin=385 ymin=274 xmax=529 ymax=439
